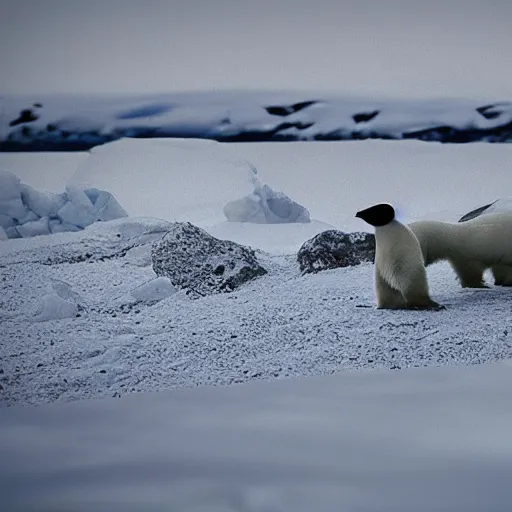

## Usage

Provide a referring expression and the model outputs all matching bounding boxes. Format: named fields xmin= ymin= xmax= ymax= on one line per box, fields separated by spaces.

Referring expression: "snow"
xmin=66 ymin=137 xmax=512 ymax=235
xmin=1 ymin=361 xmax=512 ymax=511
xmin=2 ymin=137 xmax=512 ymax=510
xmin=70 ymin=138 xmax=312 ymax=229
xmin=1 ymin=138 xmax=512 ymax=406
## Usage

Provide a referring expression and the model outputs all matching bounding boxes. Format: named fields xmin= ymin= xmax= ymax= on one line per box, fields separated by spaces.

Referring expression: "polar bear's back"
xmin=410 ymin=212 xmax=512 ymax=266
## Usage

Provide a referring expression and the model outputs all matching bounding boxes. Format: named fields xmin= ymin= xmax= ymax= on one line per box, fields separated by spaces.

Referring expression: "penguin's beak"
xmin=355 ymin=211 xmax=362 ymax=218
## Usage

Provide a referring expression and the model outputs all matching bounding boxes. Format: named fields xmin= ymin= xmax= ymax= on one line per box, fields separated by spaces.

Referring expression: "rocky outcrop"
xmin=152 ymin=222 xmax=267 ymax=297
xmin=297 ymin=230 xmax=375 ymax=275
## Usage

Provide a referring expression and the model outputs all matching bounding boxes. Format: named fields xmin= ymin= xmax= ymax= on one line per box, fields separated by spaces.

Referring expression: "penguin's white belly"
xmin=376 ymin=250 xmax=421 ymax=292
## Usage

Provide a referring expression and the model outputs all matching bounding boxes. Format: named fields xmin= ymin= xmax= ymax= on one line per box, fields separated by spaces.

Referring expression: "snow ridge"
xmin=2 ymin=92 xmax=511 ymax=151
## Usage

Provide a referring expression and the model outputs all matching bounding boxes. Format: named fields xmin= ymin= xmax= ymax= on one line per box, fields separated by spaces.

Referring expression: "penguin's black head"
xmin=355 ymin=203 xmax=395 ymax=227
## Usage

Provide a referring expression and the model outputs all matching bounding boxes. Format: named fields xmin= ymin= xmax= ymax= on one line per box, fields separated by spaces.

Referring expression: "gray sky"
xmin=1 ymin=0 xmax=510 ymax=99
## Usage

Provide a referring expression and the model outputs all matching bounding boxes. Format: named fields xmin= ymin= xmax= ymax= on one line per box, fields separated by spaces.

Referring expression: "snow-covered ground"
xmin=2 ymin=92 xmax=511 ymax=150
xmin=2 ymin=137 xmax=512 ymax=510
xmin=1 ymin=137 xmax=512 ymax=406
xmin=2 ymin=360 xmax=512 ymax=512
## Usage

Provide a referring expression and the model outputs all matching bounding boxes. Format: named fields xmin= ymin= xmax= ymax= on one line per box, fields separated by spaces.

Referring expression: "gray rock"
xmin=152 ymin=222 xmax=267 ymax=297
xmin=297 ymin=230 xmax=375 ymax=275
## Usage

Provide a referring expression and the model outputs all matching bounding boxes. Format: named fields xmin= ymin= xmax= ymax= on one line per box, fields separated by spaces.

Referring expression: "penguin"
xmin=356 ymin=203 xmax=442 ymax=310
xmin=408 ymin=212 xmax=512 ymax=288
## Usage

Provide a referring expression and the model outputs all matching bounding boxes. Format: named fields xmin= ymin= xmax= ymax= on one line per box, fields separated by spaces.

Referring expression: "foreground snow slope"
xmin=2 ymin=361 xmax=512 ymax=511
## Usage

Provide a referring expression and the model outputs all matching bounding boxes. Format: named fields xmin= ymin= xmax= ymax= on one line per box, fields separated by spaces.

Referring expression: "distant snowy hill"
xmin=1 ymin=91 xmax=511 ymax=150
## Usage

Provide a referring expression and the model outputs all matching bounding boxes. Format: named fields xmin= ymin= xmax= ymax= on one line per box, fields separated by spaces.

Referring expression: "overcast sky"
xmin=1 ymin=0 xmax=510 ymax=99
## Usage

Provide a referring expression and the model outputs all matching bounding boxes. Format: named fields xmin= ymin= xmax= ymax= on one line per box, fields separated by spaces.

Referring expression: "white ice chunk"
xmin=0 ymin=226 xmax=7 ymax=241
xmin=91 ymin=190 xmax=128 ymax=221
xmin=0 ymin=213 xmax=15 ymax=229
xmin=16 ymin=210 xmax=39 ymax=225
xmin=16 ymin=216 xmax=51 ymax=238
xmin=48 ymin=219 xmax=82 ymax=234
xmin=130 ymin=277 xmax=176 ymax=302
xmin=0 ymin=197 xmax=30 ymax=221
xmin=65 ymin=185 xmax=95 ymax=213
xmin=57 ymin=200 xmax=95 ymax=229
xmin=224 ymin=182 xmax=311 ymax=224
xmin=0 ymin=170 xmax=22 ymax=201
xmin=5 ymin=226 xmax=21 ymax=239
xmin=32 ymin=293 xmax=78 ymax=322
xmin=223 ymin=193 xmax=267 ymax=223
xmin=58 ymin=185 xmax=96 ymax=228
xmin=83 ymin=187 xmax=102 ymax=204
xmin=20 ymin=183 xmax=66 ymax=218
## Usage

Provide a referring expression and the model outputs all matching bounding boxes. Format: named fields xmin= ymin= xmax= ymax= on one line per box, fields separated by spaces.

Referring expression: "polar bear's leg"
xmin=492 ymin=264 xmax=512 ymax=286
xmin=449 ymin=258 xmax=487 ymax=288
xmin=374 ymin=269 xmax=407 ymax=309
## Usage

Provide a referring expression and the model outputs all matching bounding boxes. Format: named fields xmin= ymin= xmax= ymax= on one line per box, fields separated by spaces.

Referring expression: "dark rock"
xmin=151 ymin=222 xmax=267 ymax=297
xmin=297 ymin=230 xmax=375 ymax=275
xmin=265 ymin=100 xmax=317 ymax=117
xmin=476 ymin=103 xmax=508 ymax=120
xmin=9 ymin=108 xmax=39 ymax=127
xmin=352 ymin=110 xmax=380 ymax=123
xmin=458 ymin=201 xmax=497 ymax=222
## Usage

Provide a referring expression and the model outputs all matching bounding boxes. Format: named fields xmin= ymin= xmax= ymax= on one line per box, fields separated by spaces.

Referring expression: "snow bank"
xmin=70 ymin=137 xmax=310 ymax=228
xmin=2 ymin=361 xmax=512 ymax=512
xmin=2 ymin=92 xmax=511 ymax=150
xmin=0 ymin=170 xmax=128 ymax=239
xmin=3 ymin=138 xmax=512 ymax=247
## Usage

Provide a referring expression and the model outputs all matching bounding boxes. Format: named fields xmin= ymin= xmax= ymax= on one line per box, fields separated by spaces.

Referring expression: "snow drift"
xmin=70 ymin=137 xmax=311 ymax=229
xmin=2 ymin=361 xmax=512 ymax=512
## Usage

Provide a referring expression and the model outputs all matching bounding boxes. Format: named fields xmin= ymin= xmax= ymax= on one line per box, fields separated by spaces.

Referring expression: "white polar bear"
xmin=409 ymin=212 xmax=512 ymax=288
xmin=356 ymin=203 xmax=442 ymax=310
